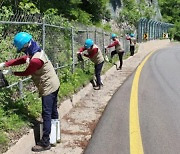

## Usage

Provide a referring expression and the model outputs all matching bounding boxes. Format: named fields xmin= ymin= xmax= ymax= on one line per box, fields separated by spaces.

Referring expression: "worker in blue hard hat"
xmin=0 ymin=32 xmax=60 ymax=152
xmin=77 ymin=39 xmax=104 ymax=90
xmin=126 ymin=33 xmax=136 ymax=56
xmin=105 ymin=33 xmax=124 ymax=70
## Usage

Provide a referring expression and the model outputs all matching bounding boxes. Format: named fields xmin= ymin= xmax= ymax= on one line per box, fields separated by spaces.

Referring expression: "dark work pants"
xmin=111 ymin=50 xmax=124 ymax=69
xmin=94 ymin=61 xmax=104 ymax=86
xmin=41 ymin=88 xmax=59 ymax=146
xmin=130 ymin=46 xmax=135 ymax=56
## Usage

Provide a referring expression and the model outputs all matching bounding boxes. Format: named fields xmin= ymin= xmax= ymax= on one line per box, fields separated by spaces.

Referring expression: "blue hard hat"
xmin=14 ymin=32 xmax=32 ymax=51
xmin=130 ymin=33 xmax=135 ymax=37
xmin=84 ymin=39 xmax=94 ymax=49
xmin=111 ymin=33 xmax=117 ymax=39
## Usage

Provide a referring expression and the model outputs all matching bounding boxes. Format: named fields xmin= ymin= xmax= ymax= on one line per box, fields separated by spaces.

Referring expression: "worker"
xmin=126 ymin=33 xmax=136 ymax=56
xmin=77 ymin=39 xmax=104 ymax=90
xmin=105 ymin=33 xmax=124 ymax=70
xmin=0 ymin=32 xmax=60 ymax=152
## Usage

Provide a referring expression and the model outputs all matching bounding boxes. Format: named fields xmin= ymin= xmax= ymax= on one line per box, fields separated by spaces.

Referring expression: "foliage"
xmin=0 ymin=6 xmax=14 ymax=20
xmin=159 ymin=0 xmax=180 ymax=24
xmin=117 ymin=0 xmax=155 ymax=29
xmin=0 ymin=0 xmax=131 ymax=152
xmin=58 ymin=64 xmax=94 ymax=99
xmin=158 ymin=0 xmax=180 ymax=41
xmin=103 ymin=23 xmax=112 ymax=32
xmin=1 ymin=0 xmax=110 ymax=25
xmin=80 ymin=0 xmax=110 ymax=23
xmin=0 ymin=87 xmax=41 ymax=153
xmin=169 ymin=22 xmax=180 ymax=41
xmin=18 ymin=0 xmax=40 ymax=14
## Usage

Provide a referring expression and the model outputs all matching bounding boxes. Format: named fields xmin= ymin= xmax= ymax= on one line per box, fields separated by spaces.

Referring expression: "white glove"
xmin=105 ymin=55 xmax=109 ymax=62
xmin=77 ymin=51 xmax=82 ymax=54
xmin=0 ymin=62 xmax=5 ymax=70
xmin=3 ymin=69 xmax=13 ymax=75
xmin=26 ymin=57 xmax=30 ymax=64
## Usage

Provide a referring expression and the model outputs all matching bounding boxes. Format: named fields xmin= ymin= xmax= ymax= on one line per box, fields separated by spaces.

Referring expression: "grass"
xmin=0 ymin=132 xmax=9 ymax=145
xmin=0 ymin=87 xmax=42 ymax=153
xmin=0 ymin=49 xmax=133 ymax=153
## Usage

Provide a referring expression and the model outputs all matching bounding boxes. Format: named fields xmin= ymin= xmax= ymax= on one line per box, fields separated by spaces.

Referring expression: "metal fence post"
xmin=87 ymin=28 xmax=89 ymax=39
xmin=42 ymin=18 xmax=46 ymax=51
xmin=102 ymin=30 xmax=105 ymax=54
xmin=18 ymin=79 xmax=23 ymax=98
xmin=71 ymin=27 xmax=75 ymax=73
xmin=95 ymin=29 xmax=97 ymax=44
xmin=137 ymin=19 xmax=141 ymax=43
xmin=56 ymin=63 xmax=59 ymax=75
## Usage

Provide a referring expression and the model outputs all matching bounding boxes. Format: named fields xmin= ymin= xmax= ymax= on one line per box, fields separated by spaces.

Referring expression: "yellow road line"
xmin=130 ymin=51 xmax=155 ymax=154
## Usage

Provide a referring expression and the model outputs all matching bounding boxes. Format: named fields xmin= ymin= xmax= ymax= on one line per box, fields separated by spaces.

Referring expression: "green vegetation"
xmin=1 ymin=0 xmax=111 ymax=25
xmin=159 ymin=0 xmax=180 ymax=41
xmin=117 ymin=0 xmax=155 ymax=31
xmin=0 ymin=55 xmax=119 ymax=153
xmin=0 ymin=87 xmax=41 ymax=152
xmin=0 ymin=0 xmax=166 ymax=152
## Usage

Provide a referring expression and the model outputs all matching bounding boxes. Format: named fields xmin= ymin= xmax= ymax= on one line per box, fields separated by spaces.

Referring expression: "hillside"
xmin=1 ymin=0 xmax=162 ymax=31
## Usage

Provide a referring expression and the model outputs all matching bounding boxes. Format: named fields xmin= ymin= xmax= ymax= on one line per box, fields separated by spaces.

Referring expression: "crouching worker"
xmin=105 ymin=33 xmax=124 ymax=70
xmin=0 ymin=32 xmax=60 ymax=152
xmin=77 ymin=39 xmax=104 ymax=90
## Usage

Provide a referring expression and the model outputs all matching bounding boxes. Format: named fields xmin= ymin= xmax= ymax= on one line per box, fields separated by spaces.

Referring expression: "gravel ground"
xmin=5 ymin=40 xmax=171 ymax=154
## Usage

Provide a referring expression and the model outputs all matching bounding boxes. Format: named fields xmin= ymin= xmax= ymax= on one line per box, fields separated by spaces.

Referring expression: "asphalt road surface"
xmin=84 ymin=44 xmax=180 ymax=154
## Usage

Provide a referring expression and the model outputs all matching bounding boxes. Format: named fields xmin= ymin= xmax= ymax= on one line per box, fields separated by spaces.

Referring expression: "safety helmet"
xmin=84 ymin=39 xmax=94 ymax=49
xmin=14 ymin=32 xmax=32 ymax=51
xmin=111 ymin=33 xmax=117 ymax=39
xmin=130 ymin=33 xmax=135 ymax=37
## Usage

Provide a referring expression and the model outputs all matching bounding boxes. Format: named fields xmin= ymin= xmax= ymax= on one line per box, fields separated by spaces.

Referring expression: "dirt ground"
xmin=5 ymin=40 xmax=171 ymax=154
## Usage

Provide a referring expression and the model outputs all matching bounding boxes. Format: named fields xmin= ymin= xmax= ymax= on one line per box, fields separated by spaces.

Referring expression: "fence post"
xmin=71 ymin=27 xmax=75 ymax=73
xmin=42 ymin=18 xmax=46 ymax=51
xmin=86 ymin=28 xmax=89 ymax=39
xmin=56 ymin=63 xmax=59 ymax=75
xmin=109 ymin=33 xmax=111 ymax=45
xmin=102 ymin=30 xmax=105 ymax=54
xmin=95 ymin=29 xmax=97 ymax=44
xmin=18 ymin=79 xmax=23 ymax=98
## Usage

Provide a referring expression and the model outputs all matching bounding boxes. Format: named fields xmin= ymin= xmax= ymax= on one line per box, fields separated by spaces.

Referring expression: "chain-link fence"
xmin=0 ymin=11 xmax=131 ymax=97
xmin=1 ymin=12 xmax=173 ymax=97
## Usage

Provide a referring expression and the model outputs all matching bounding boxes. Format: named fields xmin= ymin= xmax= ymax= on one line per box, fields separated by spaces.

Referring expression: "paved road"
xmin=84 ymin=44 xmax=180 ymax=154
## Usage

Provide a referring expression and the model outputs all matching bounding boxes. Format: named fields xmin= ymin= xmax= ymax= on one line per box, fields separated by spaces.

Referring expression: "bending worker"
xmin=77 ymin=39 xmax=104 ymax=90
xmin=106 ymin=33 xmax=124 ymax=70
xmin=0 ymin=32 xmax=60 ymax=152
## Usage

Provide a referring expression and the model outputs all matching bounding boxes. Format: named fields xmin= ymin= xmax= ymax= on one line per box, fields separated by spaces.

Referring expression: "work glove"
xmin=104 ymin=55 xmax=109 ymax=62
xmin=26 ymin=57 xmax=30 ymax=64
xmin=77 ymin=53 xmax=84 ymax=61
xmin=0 ymin=62 xmax=5 ymax=70
xmin=105 ymin=48 xmax=108 ymax=54
xmin=3 ymin=69 xmax=13 ymax=75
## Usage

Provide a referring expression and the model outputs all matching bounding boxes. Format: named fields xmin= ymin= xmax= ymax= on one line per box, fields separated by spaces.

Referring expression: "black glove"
xmin=77 ymin=53 xmax=84 ymax=61
xmin=0 ymin=70 xmax=9 ymax=88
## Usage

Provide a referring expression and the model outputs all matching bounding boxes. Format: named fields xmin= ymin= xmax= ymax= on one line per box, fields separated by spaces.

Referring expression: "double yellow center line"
xmin=130 ymin=51 xmax=155 ymax=154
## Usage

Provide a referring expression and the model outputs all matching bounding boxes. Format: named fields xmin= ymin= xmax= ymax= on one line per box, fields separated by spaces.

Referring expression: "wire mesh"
xmin=0 ymin=11 xmax=173 ymax=97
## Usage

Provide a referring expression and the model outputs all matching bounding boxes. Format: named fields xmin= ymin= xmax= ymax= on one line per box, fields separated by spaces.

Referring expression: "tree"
xmin=159 ymin=0 xmax=180 ymax=41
